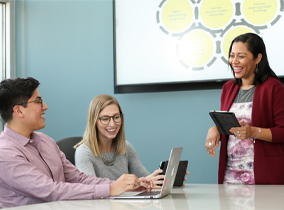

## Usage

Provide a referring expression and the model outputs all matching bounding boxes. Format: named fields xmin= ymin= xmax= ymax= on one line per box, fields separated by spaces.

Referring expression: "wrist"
xmin=254 ymin=127 xmax=261 ymax=139
xmin=109 ymin=183 xmax=114 ymax=196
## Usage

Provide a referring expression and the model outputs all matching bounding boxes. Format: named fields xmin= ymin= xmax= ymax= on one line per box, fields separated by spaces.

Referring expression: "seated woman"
xmin=74 ymin=94 xmax=187 ymax=187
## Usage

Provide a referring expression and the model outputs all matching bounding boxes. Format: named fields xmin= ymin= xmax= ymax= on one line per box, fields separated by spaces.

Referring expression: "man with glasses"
xmin=0 ymin=77 xmax=152 ymax=208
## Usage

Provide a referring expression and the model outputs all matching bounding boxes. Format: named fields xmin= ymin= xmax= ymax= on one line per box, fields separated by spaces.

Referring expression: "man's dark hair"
xmin=228 ymin=33 xmax=278 ymax=85
xmin=0 ymin=77 xmax=40 ymax=122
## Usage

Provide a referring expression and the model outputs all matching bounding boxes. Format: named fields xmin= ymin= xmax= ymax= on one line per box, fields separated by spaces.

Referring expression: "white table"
xmin=7 ymin=184 xmax=284 ymax=209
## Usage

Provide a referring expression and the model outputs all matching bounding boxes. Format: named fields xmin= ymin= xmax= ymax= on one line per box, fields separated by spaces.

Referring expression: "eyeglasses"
xmin=17 ymin=98 xmax=43 ymax=107
xmin=98 ymin=114 xmax=123 ymax=125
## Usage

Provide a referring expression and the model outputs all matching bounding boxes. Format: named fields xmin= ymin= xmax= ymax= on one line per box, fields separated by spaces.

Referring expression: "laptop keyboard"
xmin=137 ymin=191 xmax=160 ymax=196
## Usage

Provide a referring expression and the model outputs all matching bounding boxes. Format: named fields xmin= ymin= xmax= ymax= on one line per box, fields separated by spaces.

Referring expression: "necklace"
xmin=100 ymin=152 xmax=116 ymax=166
xmin=237 ymin=86 xmax=255 ymax=103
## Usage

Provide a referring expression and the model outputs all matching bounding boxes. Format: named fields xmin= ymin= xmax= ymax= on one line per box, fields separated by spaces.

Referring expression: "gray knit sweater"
xmin=74 ymin=141 xmax=150 ymax=181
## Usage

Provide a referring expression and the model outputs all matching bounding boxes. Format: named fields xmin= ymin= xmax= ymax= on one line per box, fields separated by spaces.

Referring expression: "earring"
xmin=255 ymin=64 xmax=259 ymax=74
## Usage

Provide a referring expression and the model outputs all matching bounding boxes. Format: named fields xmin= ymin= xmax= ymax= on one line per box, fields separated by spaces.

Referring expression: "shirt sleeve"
xmin=0 ymin=143 xmax=113 ymax=202
xmin=74 ymin=143 xmax=98 ymax=177
xmin=126 ymin=141 xmax=150 ymax=177
xmin=269 ymin=81 xmax=284 ymax=143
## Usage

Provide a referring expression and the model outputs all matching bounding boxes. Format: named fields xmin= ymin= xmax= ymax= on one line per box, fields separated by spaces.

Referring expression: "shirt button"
xmin=101 ymin=196 xmax=104 ymax=199
xmin=30 ymin=140 xmax=33 ymax=143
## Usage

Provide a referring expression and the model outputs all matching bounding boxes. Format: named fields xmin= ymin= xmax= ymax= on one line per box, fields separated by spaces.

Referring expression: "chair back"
xmin=56 ymin=136 xmax=82 ymax=165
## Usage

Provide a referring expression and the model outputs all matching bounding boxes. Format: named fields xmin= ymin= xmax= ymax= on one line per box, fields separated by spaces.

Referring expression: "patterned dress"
xmin=224 ymin=87 xmax=255 ymax=185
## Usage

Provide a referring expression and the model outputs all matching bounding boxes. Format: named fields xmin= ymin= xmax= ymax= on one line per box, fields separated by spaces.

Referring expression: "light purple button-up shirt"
xmin=0 ymin=126 xmax=114 ymax=208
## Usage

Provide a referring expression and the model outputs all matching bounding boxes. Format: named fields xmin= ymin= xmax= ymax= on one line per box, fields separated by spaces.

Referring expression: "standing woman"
xmin=74 ymin=94 xmax=164 ymax=187
xmin=205 ymin=33 xmax=284 ymax=184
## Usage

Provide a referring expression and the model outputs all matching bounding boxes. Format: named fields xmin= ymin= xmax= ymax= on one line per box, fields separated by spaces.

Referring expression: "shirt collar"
xmin=3 ymin=125 xmax=41 ymax=147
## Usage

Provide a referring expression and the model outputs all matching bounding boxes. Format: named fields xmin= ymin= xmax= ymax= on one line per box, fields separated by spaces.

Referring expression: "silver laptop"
xmin=110 ymin=147 xmax=183 ymax=199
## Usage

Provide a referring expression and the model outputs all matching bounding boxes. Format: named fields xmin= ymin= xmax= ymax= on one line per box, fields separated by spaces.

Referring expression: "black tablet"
xmin=159 ymin=160 xmax=188 ymax=187
xmin=209 ymin=111 xmax=241 ymax=135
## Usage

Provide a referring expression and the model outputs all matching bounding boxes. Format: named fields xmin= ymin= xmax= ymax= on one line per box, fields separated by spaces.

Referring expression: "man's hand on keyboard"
xmin=132 ymin=177 xmax=153 ymax=192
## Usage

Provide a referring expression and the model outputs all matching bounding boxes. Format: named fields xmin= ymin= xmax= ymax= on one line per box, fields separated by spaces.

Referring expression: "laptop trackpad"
xmin=118 ymin=192 xmax=142 ymax=197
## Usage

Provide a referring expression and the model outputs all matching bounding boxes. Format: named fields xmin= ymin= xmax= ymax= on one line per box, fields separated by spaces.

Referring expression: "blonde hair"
xmin=74 ymin=94 xmax=126 ymax=156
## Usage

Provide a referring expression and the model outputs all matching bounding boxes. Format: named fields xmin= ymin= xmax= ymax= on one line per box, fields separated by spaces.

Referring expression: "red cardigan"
xmin=218 ymin=76 xmax=284 ymax=184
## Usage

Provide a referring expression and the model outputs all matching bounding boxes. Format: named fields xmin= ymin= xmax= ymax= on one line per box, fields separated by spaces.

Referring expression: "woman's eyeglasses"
xmin=98 ymin=114 xmax=123 ymax=125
